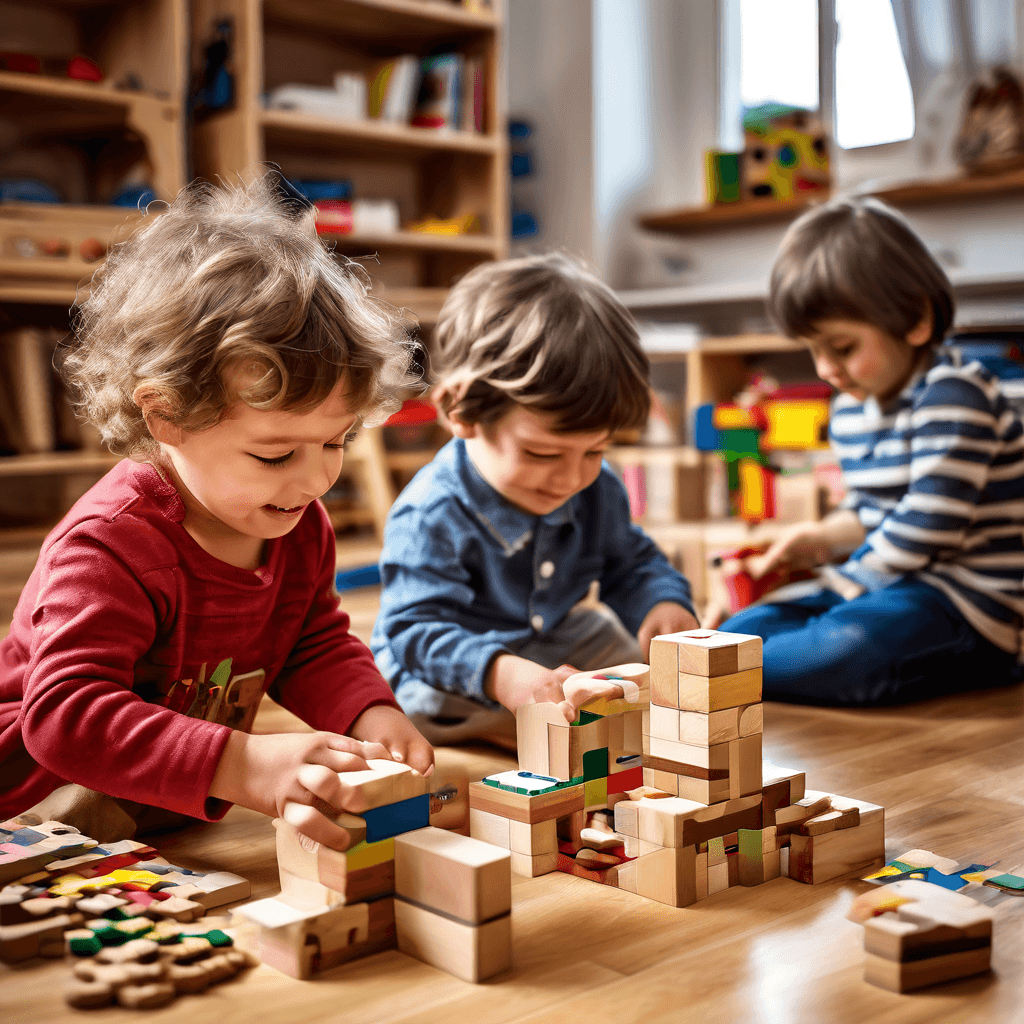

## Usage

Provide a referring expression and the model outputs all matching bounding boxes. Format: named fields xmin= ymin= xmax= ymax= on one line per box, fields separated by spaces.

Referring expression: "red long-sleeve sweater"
xmin=0 ymin=459 xmax=399 ymax=819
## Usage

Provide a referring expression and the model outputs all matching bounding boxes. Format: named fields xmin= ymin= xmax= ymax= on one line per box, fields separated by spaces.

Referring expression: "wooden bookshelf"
xmin=639 ymin=165 xmax=1024 ymax=235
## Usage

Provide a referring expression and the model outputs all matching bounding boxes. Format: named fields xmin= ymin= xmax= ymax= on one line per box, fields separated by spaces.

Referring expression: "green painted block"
xmin=576 ymin=710 xmax=603 ymax=725
xmin=68 ymin=934 xmax=103 ymax=957
xmin=583 ymin=747 xmax=609 ymax=782
xmin=737 ymin=828 xmax=765 ymax=860
xmin=987 ymin=872 xmax=1024 ymax=890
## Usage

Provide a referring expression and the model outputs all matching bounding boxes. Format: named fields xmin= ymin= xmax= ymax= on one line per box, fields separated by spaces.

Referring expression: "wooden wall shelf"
xmin=639 ymin=166 xmax=1024 ymax=236
xmin=264 ymin=0 xmax=499 ymax=39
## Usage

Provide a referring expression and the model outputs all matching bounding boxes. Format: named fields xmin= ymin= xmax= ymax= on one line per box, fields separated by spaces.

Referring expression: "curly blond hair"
xmin=62 ymin=174 xmax=415 ymax=456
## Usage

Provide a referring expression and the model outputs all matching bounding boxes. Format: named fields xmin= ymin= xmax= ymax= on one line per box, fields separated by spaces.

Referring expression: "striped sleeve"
xmin=866 ymin=370 xmax=1018 ymax=572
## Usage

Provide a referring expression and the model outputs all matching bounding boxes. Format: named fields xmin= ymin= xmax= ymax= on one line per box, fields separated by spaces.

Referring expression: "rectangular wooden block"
xmin=508 ymin=818 xmax=558 ymax=858
xmin=762 ymin=763 xmax=807 ymax=802
xmin=607 ymin=764 xmax=643 ymax=795
xmin=707 ymin=860 xmax=729 ymax=896
xmin=634 ymin=794 xmax=763 ymax=849
xmin=788 ymin=819 xmax=885 ymax=885
xmin=729 ymin=734 xmax=762 ymax=798
xmin=695 ymin=851 xmax=709 ymax=901
xmin=548 ymin=721 xmax=584 ymax=782
xmin=864 ymin=946 xmax=991 ymax=993
xmin=468 ymin=781 xmax=584 ymax=825
xmin=394 ymin=898 xmax=512 ymax=983
xmin=363 ymin=794 xmax=430 ymax=843
xmin=675 ymin=774 xmax=731 ymax=805
xmin=760 ymin=779 xmax=792 ymax=829
xmin=635 ymin=845 xmax=697 ymax=907
xmin=649 ymin=636 xmax=681 ymax=708
xmin=393 ymin=827 xmax=511 ymax=925
xmin=647 ymin=735 xmax=731 ymax=772
xmin=649 ymin=703 xmax=682 ymax=742
xmin=641 ymin=768 xmax=680 ymax=796
xmin=469 ymin=808 xmax=511 ymax=849
xmin=738 ymin=703 xmax=763 ymax=737
xmin=678 ymin=668 xmax=762 ymax=713
xmin=336 ymin=759 xmax=431 ymax=813
xmin=664 ymin=629 xmax=764 ymax=676
xmin=676 ymin=706 xmax=744 ymax=746
xmin=584 ymin=777 xmax=608 ymax=811
xmin=509 ymin=851 xmax=559 ymax=877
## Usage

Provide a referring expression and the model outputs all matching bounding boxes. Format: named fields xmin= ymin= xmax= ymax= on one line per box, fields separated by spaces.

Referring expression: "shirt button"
xmin=539 ymin=560 xmax=555 ymax=578
xmin=531 ymin=614 xmax=544 ymax=631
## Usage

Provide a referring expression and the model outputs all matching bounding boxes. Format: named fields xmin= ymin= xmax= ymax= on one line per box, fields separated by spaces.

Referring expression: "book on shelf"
xmin=369 ymin=55 xmax=420 ymax=124
xmin=412 ymin=53 xmax=462 ymax=130
xmin=462 ymin=55 xmax=485 ymax=133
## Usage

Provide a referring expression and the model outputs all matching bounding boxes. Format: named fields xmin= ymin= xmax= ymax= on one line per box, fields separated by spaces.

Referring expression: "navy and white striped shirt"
xmin=829 ymin=346 xmax=1024 ymax=660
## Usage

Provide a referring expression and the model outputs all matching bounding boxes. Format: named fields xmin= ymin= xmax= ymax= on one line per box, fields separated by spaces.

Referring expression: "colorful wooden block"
xmin=468 ymin=781 xmax=584 ymax=825
xmin=334 ymin=759 xmax=431 ymax=814
xmin=362 ymin=794 xmax=430 ymax=844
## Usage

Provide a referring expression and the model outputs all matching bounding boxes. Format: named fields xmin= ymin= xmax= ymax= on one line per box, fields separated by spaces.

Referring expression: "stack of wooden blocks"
xmin=235 ymin=759 xmax=512 ymax=983
xmin=853 ymin=879 xmax=995 ymax=992
xmin=469 ymin=630 xmax=886 ymax=908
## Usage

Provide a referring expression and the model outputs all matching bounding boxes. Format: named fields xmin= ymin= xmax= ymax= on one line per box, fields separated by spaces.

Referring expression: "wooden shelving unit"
xmin=638 ymin=165 xmax=1024 ymax=235
xmin=0 ymin=0 xmax=189 ymax=543
xmin=190 ymin=0 xmax=507 ymax=536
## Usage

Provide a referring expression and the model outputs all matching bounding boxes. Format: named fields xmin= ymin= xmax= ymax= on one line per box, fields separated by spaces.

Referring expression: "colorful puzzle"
xmin=0 ymin=816 xmax=250 ymax=966
xmin=234 ymin=759 xmax=512 ymax=984
xmin=469 ymin=631 xmax=887 ymax=909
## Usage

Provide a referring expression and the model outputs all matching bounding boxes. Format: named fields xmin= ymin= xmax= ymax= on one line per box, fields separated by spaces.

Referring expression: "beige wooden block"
xmin=394 ymin=899 xmax=511 ymax=983
xmin=649 ymin=635 xmax=681 ymax=708
xmin=864 ymin=903 xmax=992 ymax=964
xmin=729 ymin=734 xmax=762 ymax=798
xmin=738 ymin=703 xmax=763 ymax=737
xmin=695 ymin=851 xmax=709 ymax=901
xmin=672 ymin=630 xmax=763 ymax=676
xmin=864 ymin=946 xmax=991 ymax=993
xmin=676 ymin=774 xmax=731 ymax=805
xmin=468 ymin=781 xmax=584 ymax=825
xmin=788 ymin=819 xmax=885 ymax=885
xmin=798 ymin=807 xmax=860 ymax=837
xmin=775 ymin=792 xmax=833 ymax=836
xmin=335 ymin=759 xmax=429 ymax=813
xmin=642 ymin=768 xmax=680 ymax=796
xmin=707 ymin=861 xmax=729 ymax=895
xmin=508 ymin=851 xmax=558 ymax=877
xmin=508 ymin=818 xmax=557 ymax=858
xmin=622 ymin=710 xmax=644 ymax=757
xmin=677 ymin=707 xmax=742 ymax=746
xmin=548 ymin=720 xmax=589 ymax=782
xmin=635 ymin=846 xmax=697 ymax=907
xmin=469 ymin=809 xmax=511 ymax=849
xmin=617 ymin=859 xmax=638 ymax=893
xmin=277 ymin=867 xmax=346 ymax=913
xmin=763 ymin=847 xmax=782 ymax=881
xmin=613 ymin=800 xmax=640 ymax=839
xmin=648 ymin=703 xmax=681 ymax=742
xmin=827 ymin=792 xmax=884 ymax=829
xmin=393 ymin=827 xmax=510 ymax=925
xmin=515 ymin=703 xmax=565 ymax=776
xmin=647 ymin=735 xmax=722 ymax=770
xmin=762 ymin=762 xmax=806 ymax=802
xmin=678 ymin=668 xmax=762 ymax=713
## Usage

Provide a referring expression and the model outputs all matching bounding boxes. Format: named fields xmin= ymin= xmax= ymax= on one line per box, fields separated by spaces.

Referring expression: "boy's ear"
xmin=907 ymin=306 xmax=934 ymax=348
xmin=133 ymin=385 xmax=183 ymax=446
xmin=446 ymin=409 xmax=479 ymax=440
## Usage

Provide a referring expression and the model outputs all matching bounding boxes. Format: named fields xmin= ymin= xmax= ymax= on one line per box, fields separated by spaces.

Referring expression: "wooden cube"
xmin=635 ymin=845 xmax=698 ymax=907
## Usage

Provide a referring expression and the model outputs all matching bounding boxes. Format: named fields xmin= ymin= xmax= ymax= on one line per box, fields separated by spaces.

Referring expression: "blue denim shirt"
xmin=370 ymin=438 xmax=694 ymax=713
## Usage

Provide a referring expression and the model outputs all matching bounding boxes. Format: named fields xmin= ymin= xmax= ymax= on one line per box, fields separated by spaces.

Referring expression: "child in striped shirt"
xmin=720 ymin=197 xmax=1024 ymax=704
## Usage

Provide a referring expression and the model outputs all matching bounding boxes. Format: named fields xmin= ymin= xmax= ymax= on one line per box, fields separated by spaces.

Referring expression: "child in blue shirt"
xmin=721 ymin=197 xmax=1024 ymax=704
xmin=371 ymin=253 xmax=698 ymax=746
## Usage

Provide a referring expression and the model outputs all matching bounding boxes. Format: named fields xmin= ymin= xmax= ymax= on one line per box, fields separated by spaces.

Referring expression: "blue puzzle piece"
xmin=10 ymin=828 xmax=46 ymax=846
xmin=362 ymin=793 xmax=430 ymax=844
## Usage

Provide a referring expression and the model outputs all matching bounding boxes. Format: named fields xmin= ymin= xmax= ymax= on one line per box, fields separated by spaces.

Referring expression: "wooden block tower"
xmin=469 ymin=630 xmax=886 ymax=909
xmin=235 ymin=759 xmax=512 ymax=983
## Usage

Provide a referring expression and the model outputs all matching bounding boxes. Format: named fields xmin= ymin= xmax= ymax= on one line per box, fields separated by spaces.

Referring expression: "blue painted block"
xmin=693 ymin=404 xmax=721 ymax=451
xmin=362 ymin=793 xmax=430 ymax=844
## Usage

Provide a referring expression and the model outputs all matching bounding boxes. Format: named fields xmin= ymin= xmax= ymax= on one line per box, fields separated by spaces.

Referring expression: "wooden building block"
xmin=393 ymin=827 xmax=511 ymax=925
xmin=649 ymin=636 xmax=682 ymax=708
xmin=864 ymin=907 xmax=992 ymax=965
xmin=362 ymin=794 xmax=430 ymax=843
xmin=864 ymin=946 xmax=991 ymax=993
xmin=675 ymin=774 xmax=731 ymax=805
xmin=677 ymin=707 xmax=743 ymax=746
xmin=634 ymin=794 xmax=762 ymax=849
xmin=648 ymin=703 xmax=681 ymax=742
xmin=635 ymin=846 xmax=697 ymax=908
xmin=468 ymin=781 xmax=584 ymax=825
xmin=661 ymin=629 xmax=763 ymax=676
xmin=508 ymin=851 xmax=558 ymax=877
xmin=469 ymin=809 xmax=511 ymax=850
xmin=563 ymin=663 xmax=650 ymax=716
xmin=516 ymin=703 xmax=566 ymax=777
xmin=707 ymin=861 xmax=729 ymax=896
xmin=760 ymin=779 xmax=792 ymax=830
xmin=335 ymin=760 xmax=430 ymax=814
xmin=641 ymin=768 xmax=679 ymax=796
xmin=607 ymin=764 xmax=643 ymax=795
xmin=774 ymin=793 xmax=832 ymax=836
xmin=607 ymin=711 xmax=643 ymax=766
xmin=827 ymin=793 xmax=884 ymax=829
xmin=729 ymin=734 xmax=762 ymax=798
xmin=508 ymin=819 xmax=557 ymax=858
xmin=616 ymin=859 xmax=638 ymax=893
xmin=738 ymin=703 xmax=763 ymax=736
xmin=762 ymin=763 xmax=806 ymax=802
xmin=277 ymin=867 xmax=346 ymax=913
xmin=695 ymin=851 xmax=709 ymax=901
xmin=647 ymin=735 xmax=731 ymax=772
xmin=788 ymin=819 xmax=885 ymax=885
xmin=394 ymin=898 xmax=511 ymax=983
xmin=678 ymin=668 xmax=761 ymax=713
xmin=797 ymin=806 xmax=860 ymax=837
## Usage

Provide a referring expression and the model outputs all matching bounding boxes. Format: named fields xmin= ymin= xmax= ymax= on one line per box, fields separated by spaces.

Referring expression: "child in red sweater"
xmin=0 ymin=175 xmax=433 ymax=850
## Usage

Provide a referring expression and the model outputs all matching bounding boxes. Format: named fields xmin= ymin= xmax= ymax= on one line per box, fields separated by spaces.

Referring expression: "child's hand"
xmin=209 ymin=730 xmax=391 ymax=849
xmin=349 ymin=704 xmax=435 ymax=780
xmin=485 ymin=654 xmax=579 ymax=719
xmin=750 ymin=521 xmax=831 ymax=579
xmin=637 ymin=601 xmax=700 ymax=659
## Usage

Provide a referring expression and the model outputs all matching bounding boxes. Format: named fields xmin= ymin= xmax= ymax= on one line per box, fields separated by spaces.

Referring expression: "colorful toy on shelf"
xmin=704 ymin=150 xmax=742 ymax=205
xmin=469 ymin=631 xmax=887 ymax=909
xmin=694 ymin=375 xmax=832 ymax=524
xmin=742 ymin=103 xmax=830 ymax=202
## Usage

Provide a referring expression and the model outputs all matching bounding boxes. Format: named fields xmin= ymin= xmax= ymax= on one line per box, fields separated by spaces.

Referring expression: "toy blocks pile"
xmin=850 ymin=879 xmax=995 ymax=992
xmin=236 ymin=758 xmax=511 ymax=983
xmin=469 ymin=630 xmax=886 ymax=908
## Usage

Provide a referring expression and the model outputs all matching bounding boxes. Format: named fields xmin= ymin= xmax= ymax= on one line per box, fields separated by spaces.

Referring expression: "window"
xmin=730 ymin=0 xmax=916 ymax=151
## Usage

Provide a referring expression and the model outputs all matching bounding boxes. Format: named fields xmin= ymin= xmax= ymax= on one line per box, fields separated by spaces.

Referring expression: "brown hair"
xmin=768 ymin=196 xmax=954 ymax=346
xmin=62 ymin=174 xmax=415 ymax=456
xmin=431 ymin=252 xmax=650 ymax=433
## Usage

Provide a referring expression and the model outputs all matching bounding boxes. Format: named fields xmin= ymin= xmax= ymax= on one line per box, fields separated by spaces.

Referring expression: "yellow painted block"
xmin=346 ymin=837 xmax=396 ymax=872
xmin=584 ymin=778 xmax=608 ymax=810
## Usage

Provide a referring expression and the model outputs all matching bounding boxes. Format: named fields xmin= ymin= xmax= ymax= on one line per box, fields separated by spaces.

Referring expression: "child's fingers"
xmin=281 ymin=801 xmax=355 ymax=852
xmin=312 ymin=747 xmax=374 ymax=775
xmin=324 ymin=734 xmax=391 ymax=763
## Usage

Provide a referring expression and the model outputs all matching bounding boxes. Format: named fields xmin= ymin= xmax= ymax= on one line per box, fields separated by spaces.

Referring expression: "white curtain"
xmin=889 ymin=0 xmax=1020 ymax=175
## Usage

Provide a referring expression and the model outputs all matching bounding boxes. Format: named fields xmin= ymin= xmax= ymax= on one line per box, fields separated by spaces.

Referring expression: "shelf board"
xmin=262 ymin=108 xmax=498 ymax=157
xmin=377 ymin=286 xmax=449 ymax=324
xmin=605 ymin=445 xmax=702 ymax=466
xmin=0 ymin=451 xmax=120 ymax=478
xmin=698 ymin=333 xmax=803 ymax=355
xmin=321 ymin=228 xmax=501 ymax=255
xmin=638 ymin=166 xmax=1024 ymax=236
xmin=0 ymin=281 xmax=82 ymax=305
xmin=264 ymin=0 xmax=498 ymax=40
xmin=0 ymin=70 xmax=135 ymax=108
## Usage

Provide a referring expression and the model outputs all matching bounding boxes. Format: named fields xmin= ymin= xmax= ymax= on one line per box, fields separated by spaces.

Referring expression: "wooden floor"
xmin=2 ymin=542 xmax=1024 ymax=1023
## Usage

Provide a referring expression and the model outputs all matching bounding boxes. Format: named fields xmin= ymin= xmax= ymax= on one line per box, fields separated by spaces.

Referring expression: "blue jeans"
xmin=720 ymin=578 xmax=1022 ymax=706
